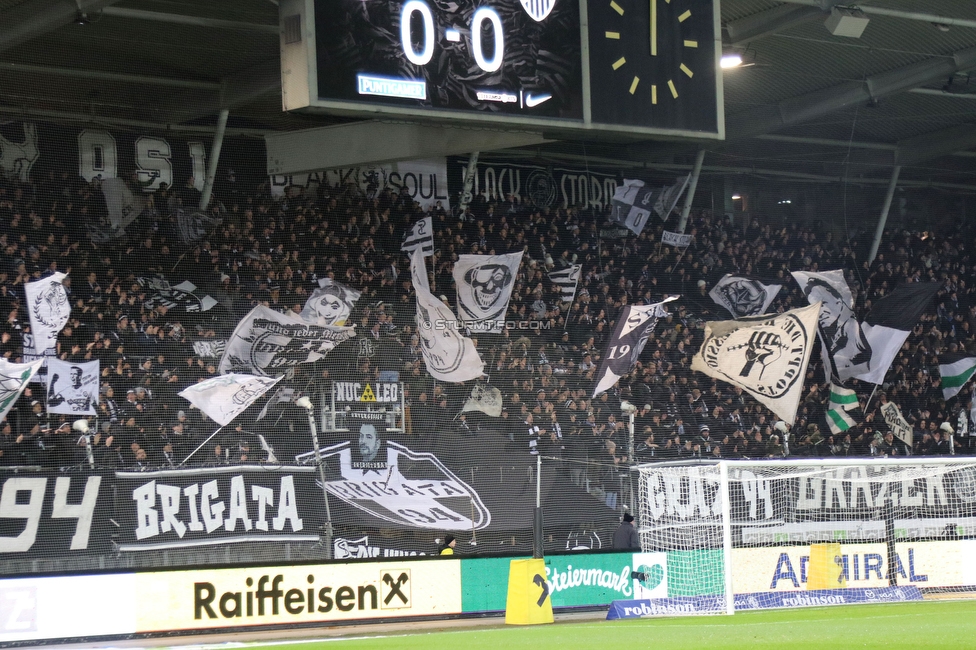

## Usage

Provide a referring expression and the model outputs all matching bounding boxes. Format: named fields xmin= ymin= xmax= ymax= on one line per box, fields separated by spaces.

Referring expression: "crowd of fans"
xmin=1 ymin=160 xmax=975 ymax=495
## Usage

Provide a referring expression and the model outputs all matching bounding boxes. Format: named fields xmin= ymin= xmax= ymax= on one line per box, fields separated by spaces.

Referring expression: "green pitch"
xmin=243 ymin=601 xmax=976 ymax=649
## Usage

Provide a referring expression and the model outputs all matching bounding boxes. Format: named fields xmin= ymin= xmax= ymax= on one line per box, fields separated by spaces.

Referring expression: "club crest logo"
xmin=31 ymin=280 xmax=69 ymax=330
xmin=716 ymin=278 xmax=768 ymax=318
xmin=520 ymin=0 xmax=555 ymax=21
xmin=302 ymin=441 xmax=491 ymax=531
xmin=525 ymin=169 xmax=557 ymax=206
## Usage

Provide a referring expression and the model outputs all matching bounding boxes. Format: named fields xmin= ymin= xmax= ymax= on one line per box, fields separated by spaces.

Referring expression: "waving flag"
xmin=548 ymin=264 xmax=582 ymax=303
xmin=453 ymin=252 xmax=522 ymax=333
xmin=940 ymin=354 xmax=976 ymax=401
xmin=709 ymin=274 xmax=783 ymax=319
xmin=593 ymin=297 xmax=678 ymax=397
xmin=219 ymin=306 xmax=356 ymax=376
xmin=792 ymin=270 xmax=868 ymax=382
xmin=180 ymin=374 xmax=281 ymax=426
xmin=401 ymin=216 xmax=434 ymax=256
xmin=855 ymin=282 xmax=941 ymax=385
xmin=411 ymin=248 xmax=484 ymax=382
xmin=691 ymin=302 xmax=820 ymax=425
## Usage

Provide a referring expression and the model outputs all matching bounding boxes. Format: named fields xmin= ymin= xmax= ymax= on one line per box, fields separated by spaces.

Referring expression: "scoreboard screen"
xmin=280 ymin=0 xmax=724 ymax=140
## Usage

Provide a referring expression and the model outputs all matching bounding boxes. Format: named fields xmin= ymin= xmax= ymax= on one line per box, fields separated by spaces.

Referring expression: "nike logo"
xmin=525 ymin=93 xmax=552 ymax=108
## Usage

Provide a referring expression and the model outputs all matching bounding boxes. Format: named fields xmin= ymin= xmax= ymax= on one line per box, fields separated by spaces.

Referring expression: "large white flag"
xmin=25 ymin=272 xmax=70 ymax=358
xmin=180 ymin=374 xmax=281 ymax=426
xmin=411 ymin=248 xmax=484 ymax=382
xmin=453 ymin=252 xmax=522 ymax=333
xmin=0 ymin=359 xmax=44 ymax=423
xmin=46 ymin=359 xmax=99 ymax=415
xmin=219 ymin=305 xmax=356 ymax=376
xmin=102 ymin=177 xmax=147 ymax=231
xmin=301 ymin=278 xmax=361 ymax=327
xmin=792 ymin=270 xmax=869 ymax=382
xmin=462 ymin=384 xmax=503 ymax=417
xmin=692 ymin=302 xmax=821 ymax=425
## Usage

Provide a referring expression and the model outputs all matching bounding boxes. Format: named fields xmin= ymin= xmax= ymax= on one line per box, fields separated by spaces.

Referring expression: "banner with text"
xmin=268 ymin=159 xmax=450 ymax=211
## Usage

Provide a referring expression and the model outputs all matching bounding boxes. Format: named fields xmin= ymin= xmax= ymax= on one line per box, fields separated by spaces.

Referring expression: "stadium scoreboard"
xmin=279 ymin=0 xmax=723 ymax=140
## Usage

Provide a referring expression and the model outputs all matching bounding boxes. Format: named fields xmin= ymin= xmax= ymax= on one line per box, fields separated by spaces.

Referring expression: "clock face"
xmin=587 ymin=0 xmax=718 ymax=133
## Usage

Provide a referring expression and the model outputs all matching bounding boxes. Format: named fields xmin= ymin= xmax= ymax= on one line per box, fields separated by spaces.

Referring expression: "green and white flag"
xmin=826 ymin=407 xmax=856 ymax=435
xmin=828 ymin=384 xmax=858 ymax=411
xmin=939 ymin=354 xmax=976 ymax=401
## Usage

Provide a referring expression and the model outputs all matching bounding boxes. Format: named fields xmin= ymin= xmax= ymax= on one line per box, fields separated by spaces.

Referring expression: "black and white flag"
xmin=709 ymin=274 xmax=783 ymax=319
xmin=548 ymin=264 xmax=582 ymax=303
xmin=137 ymin=275 xmax=219 ymax=313
xmin=219 ymin=305 xmax=356 ymax=376
xmin=855 ymin=282 xmax=941 ymax=385
xmin=401 ymin=216 xmax=434 ymax=256
xmin=0 ymin=359 xmax=44 ymax=422
xmin=609 ymin=179 xmax=656 ymax=235
xmin=180 ymin=373 xmax=281 ymax=426
xmin=610 ymin=177 xmax=692 ymax=234
xmin=177 ymin=208 xmax=221 ymax=243
xmin=653 ymin=175 xmax=691 ymax=222
xmin=661 ymin=230 xmax=692 ymax=247
xmin=24 ymin=272 xmax=70 ymax=359
xmin=792 ymin=270 xmax=868 ymax=382
xmin=90 ymin=178 xmax=147 ymax=242
xmin=593 ymin=297 xmax=678 ymax=397
xmin=453 ymin=252 xmax=522 ymax=333
xmin=411 ymin=248 xmax=484 ymax=382
xmin=301 ymin=278 xmax=361 ymax=327
xmin=46 ymin=359 xmax=99 ymax=415
xmin=691 ymin=302 xmax=820 ymax=425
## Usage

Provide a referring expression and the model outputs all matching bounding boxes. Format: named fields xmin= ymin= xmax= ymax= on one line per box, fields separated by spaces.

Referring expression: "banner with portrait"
xmin=45 ymin=359 xmax=99 ymax=415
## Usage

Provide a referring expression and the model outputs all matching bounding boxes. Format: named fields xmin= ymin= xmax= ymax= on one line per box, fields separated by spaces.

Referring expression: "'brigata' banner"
xmin=114 ymin=466 xmax=323 ymax=551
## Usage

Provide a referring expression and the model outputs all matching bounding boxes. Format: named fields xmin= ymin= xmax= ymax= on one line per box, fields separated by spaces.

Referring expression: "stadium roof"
xmin=2 ymin=0 xmax=976 ymax=187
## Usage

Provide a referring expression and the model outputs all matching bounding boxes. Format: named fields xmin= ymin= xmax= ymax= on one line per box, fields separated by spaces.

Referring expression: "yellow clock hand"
xmin=650 ymin=0 xmax=657 ymax=56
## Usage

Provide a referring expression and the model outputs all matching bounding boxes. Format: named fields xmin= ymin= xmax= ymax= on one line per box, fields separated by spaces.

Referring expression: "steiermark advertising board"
xmin=460 ymin=551 xmax=724 ymax=612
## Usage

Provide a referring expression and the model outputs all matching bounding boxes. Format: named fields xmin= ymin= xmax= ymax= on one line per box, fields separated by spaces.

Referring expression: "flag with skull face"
xmin=453 ymin=252 xmax=523 ymax=333
xmin=709 ymin=274 xmax=783 ymax=319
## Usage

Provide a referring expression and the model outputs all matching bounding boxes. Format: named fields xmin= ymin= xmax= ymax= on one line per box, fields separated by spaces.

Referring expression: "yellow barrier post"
xmin=807 ymin=542 xmax=846 ymax=590
xmin=504 ymin=558 xmax=554 ymax=625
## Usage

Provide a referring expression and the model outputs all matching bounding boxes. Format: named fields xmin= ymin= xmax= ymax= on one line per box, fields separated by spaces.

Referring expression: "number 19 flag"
xmin=593 ymin=297 xmax=678 ymax=397
xmin=691 ymin=302 xmax=821 ymax=425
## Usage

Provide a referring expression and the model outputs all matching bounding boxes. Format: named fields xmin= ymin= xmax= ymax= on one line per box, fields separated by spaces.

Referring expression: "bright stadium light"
xmin=721 ymin=53 xmax=743 ymax=68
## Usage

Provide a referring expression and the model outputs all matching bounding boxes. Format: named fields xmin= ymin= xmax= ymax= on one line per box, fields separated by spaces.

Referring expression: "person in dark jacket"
xmin=612 ymin=513 xmax=640 ymax=549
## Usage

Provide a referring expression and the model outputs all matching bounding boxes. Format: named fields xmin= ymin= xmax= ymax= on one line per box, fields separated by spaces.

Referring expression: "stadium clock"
xmin=586 ymin=0 xmax=721 ymax=131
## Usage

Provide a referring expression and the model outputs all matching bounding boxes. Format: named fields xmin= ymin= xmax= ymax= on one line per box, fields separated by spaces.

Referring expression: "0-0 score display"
xmin=314 ymin=0 xmax=584 ymax=119
xmin=399 ymin=1 xmax=503 ymax=73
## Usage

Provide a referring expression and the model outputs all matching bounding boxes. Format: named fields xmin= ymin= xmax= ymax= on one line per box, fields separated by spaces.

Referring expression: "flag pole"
xmin=864 ymin=385 xmax=879 ymax=414
xmin=180 ymin=425 xmax=224 ymax=466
